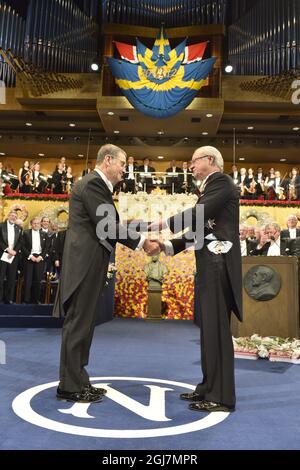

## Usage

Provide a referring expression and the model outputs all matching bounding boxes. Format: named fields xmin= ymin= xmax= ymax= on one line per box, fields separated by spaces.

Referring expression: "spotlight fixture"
xmin=157 ymin=130 xmax=164 ymax=135
xmin=206 ymin=113 xmax=213 ymax=118
xmin=0 ymin=152 xmax=5 ymax=156
xmin=78 ymin=154 xmax=84 ymax=158
xmin=91 ymin=57 xmax=101 ymax=71
xmin=239 ymin=157 xmax=245 ymax=161
xmin=157 ymin=156 xmax=164 ymax=159
xmin=59 ymin=136 xmax=64 ymax=141
xmin=46 ymin=136 xmax=52 ymax=141
xmin=292 ymin=127 xmax=299 ymax=131
xmin=38 ymin=153 xmax=45 ymax=157
xmin=224 ymin=64 xmax=233 ymax=73
xmin=280 ymin=158 xmax=287 ymax=162
xmin=107 ymin=111 xmax=114 ymax=116
xmin=202 ymin=132 xmax=208 ymax=136
xmin=247 ymin=126 xmax=254 ymax=130
xmin=114 ymin=130 xmax=120 ymax=134
xmin=25 ymin=122 xmax=33 ymax=127
xmin=69 ymin=123 xmax=76 ymax=127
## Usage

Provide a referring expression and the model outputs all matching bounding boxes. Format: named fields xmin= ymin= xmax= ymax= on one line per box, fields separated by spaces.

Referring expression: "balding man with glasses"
xmin=149 ymin=146 xmax=242 ymax=413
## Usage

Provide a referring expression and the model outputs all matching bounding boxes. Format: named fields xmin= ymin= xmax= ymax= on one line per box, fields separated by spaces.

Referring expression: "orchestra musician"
xmin=287 ymin=167 xmax=300 ymax=201
xmin=178 ymin=161 xmax=193 ymax=193
xmin=65 ymin=166 xmax=74 ymax=194
xmin=124 ymin=156 xmax=138 ymax=193
xmin=52 ymin=163 xmax=66 ymax=194
xmin=32 ymin=163 xmax=47 ymax=193
xmin=18 ymin=160 xmax=32 ymax=193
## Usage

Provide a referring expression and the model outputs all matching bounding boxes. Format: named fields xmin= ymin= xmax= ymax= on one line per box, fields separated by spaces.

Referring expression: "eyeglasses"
xmin=189 ymin=155 xmax=212 ymax=166
xmin=109 ymin=155 xmax=126 ymax=168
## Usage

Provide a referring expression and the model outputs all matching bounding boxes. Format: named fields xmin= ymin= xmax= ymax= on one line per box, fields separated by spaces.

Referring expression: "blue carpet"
xmin=0 ymin=318 xmax=300 ymax=450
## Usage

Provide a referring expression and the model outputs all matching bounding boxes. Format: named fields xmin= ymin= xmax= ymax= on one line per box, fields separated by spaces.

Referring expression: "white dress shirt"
xmin=240 ymin=239 xmax=247 ymax=256
xmin=94 ymin=168 xmax=144 ymax=249
xmin=288 ymin=228 xmax=297 ymax=239
xmin=94 ymin=168 xmax=114 ymax=193
xmin=7 ymin=221 xmax=15 ymax=249
xmin=127 ymin=164 xmax=135 ymax=180
xmin=267 ymin=240 xmax=281 ymax=256
xmin=31 ymin=230 xmax=42 ymax=255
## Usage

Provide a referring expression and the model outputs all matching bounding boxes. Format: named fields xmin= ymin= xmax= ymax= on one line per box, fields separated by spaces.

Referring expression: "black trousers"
xmin=195 ymin=249 xmax=236 ymax=408
xmin=23 ymin=258 xmax=44 ymax=303
xmin=58 ymin=251 xmax=109 ymax=392
xmin=0 ymin=256 xmax=18 ymax=302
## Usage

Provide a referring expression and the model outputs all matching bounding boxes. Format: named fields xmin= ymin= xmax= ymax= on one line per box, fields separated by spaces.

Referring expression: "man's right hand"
xmin=143 ymin=239 xmax=161 ymax=256
xmin=147 ymin=219 xmax=167 ymax=232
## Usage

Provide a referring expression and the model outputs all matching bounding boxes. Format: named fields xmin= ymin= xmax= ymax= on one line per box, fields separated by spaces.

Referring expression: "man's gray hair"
xmin=265 ymin=222 xmax=281 ymax=233
xmin=198 ymin=146 xmax=224 ymax=171
xmin=96 ymin=144 xmax=126 ymax=164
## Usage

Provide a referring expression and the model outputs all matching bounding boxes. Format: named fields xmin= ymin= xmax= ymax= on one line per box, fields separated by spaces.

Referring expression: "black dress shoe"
xmin=189 ymin=400 xmax=235 ymax=412
xmin=84 ymin=384 xmax=107 ymax=396
xmin=180 ymin=391 xmax=204 ymax=401
xmin=56 ymin=387 xmax=103 ymax=403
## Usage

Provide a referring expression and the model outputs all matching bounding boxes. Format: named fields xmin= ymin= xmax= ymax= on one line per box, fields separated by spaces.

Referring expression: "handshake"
xmin=143 ymin=239 xmax=165 ymax=256
xmin=142 ymin=218 xmax=166 ymax=256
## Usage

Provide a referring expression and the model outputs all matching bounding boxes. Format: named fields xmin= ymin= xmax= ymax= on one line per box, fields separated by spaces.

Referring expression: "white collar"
xmin=202 ymin=170 xmax=219 ymax=186
xmin=94 ymin=168 xmax=114 ymax=193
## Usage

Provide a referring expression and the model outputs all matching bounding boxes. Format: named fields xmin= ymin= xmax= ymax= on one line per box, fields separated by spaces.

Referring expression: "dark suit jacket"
xmin=52 ymin=230 xmax=66 ymax=263
xmin=82 ymin=168 xmax=92 ymax=177
xmin=167 ymin=172 xmax=242 ymax=321
xmin=281 ymin=228 xmax=300 ymax=239
xmin=250 ymin=238 xmax=300 ymax=257
xmin=137 ymin=165 xmax=156 ymax=174
xmin=166 ymin=167 xmax=181 ymax=173
xmin=21 ymin=229 xmax=49 ymax=259
xmin=246 ymin=239 xmax=258 ymax=255
xmin=53 ymin=170 xmax=141 ymax=316
xmin=229 ymin=172 xmax=241 ymax=184
xmin=0 ymin=222 xmax=22 ymax=253
xmin=124 ymin=165 xmax=138 ymax=179
xmin=178 ymin=170 xmax=193 ymax=187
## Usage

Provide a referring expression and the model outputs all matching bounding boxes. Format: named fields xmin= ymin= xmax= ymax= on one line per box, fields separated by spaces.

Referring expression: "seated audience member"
xmin=281 ymin=215 xmax=300 ymax=239
xmin=251 ymin=222 xmax=300 ymax=257
xmin=239 ymin=224 xmax=258 ymax=256
xmin=247 ymin=226 xmax=256 ymax=240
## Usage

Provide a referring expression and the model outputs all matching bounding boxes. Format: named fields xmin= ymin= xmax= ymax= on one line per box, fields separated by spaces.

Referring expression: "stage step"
xmin=0 ymin=304 xmax=63 ymax=328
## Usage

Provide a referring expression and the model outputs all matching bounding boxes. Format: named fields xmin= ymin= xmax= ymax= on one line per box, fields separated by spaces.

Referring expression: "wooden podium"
xmin=232 ymin=256 xmax=299 ymax=338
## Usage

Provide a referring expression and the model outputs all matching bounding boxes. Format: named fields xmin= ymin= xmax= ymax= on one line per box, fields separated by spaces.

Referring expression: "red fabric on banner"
xmin=114 ymin=41 xmax=138 ymax=63
xmin=183 ymin=41 xmax=208 ymax=63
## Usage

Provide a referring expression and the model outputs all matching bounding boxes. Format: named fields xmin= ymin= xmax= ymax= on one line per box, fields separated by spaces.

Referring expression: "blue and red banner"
xmin=107 ymin=27 xmax=216 ymax=119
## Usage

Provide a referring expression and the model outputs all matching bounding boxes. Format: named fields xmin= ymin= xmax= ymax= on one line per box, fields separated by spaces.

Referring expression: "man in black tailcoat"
xmin=150 ymin=146 xmax=242 ymax=412
xmin=53 ymin=144 xmax=159 ymax=404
